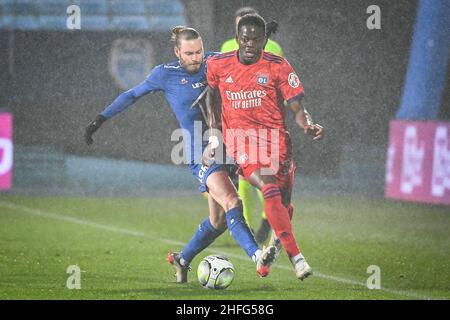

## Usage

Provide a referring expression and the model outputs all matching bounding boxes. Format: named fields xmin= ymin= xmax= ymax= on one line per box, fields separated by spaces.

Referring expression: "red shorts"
xmin=233 ymin=132 xmax=296 ymax=198
xmin=239 ymin=155 xmax=296 ymax=191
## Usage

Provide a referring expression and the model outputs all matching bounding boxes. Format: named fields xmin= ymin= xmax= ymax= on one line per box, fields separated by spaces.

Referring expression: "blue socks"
xmin=180 ymin=218 xmax=224 ymax=264
xmin=226 ymin=207 xmax=259 ymax=258
xmin=180 ymin=208 xmax=259 ymax=265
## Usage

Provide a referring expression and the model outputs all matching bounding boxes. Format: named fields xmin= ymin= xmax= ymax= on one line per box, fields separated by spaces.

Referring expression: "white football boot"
xmin=291 ymin=254 xmax=313 ymax=281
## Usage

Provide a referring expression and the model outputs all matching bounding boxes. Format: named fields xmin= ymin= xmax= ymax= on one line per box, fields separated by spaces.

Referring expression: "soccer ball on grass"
xmin=197 ymin=255 xmax=235 ymax=289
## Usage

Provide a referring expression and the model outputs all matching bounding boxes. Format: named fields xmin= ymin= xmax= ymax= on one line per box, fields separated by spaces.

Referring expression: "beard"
xmin=180 ymin=59 xmax=202 ymax=74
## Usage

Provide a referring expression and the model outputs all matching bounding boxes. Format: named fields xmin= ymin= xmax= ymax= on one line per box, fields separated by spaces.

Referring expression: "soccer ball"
xmin=197 ymin=255 xmax=235 ymax=289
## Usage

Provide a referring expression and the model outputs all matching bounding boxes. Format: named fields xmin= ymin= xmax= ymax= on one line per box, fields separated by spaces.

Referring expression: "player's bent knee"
xmin=213 ymin=212 xmax=227 ymax=229
xmin=225 ymin=196 xmax=242 ymax=212
xmin=210 ymin=219 xmax=227 ymax=231
xmin=216 ymin=219 xmax=227 ymax=231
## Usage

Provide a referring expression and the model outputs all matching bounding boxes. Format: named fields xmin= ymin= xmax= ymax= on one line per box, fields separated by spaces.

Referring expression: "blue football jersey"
xmin=100 ymin=54 xmax=215 ymax=163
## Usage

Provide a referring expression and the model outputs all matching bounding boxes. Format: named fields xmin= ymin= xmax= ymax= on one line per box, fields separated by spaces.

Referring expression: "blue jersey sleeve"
xmin=100 ymin=65 xmax=164 ymax=119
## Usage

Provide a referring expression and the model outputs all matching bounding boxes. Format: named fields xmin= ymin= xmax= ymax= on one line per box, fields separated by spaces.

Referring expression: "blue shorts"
xmin=189 ymin=162 xmax=239 ymax=193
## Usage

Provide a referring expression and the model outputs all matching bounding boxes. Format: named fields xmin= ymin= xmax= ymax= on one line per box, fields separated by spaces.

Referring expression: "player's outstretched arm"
xmin=84 ymin=114 xmax=107 ymax=145
xmin=84 ymin=66 xmax=163 ymax=146
xmin=202 ymin=87 xmax=222 ymax=165
xmin=289 ymin=100 xmax=324 ymax=140
xmin=205 ymin=87 xmax=222 ymax=131
xmin=83 ymin=89 xmax=138 ymax=146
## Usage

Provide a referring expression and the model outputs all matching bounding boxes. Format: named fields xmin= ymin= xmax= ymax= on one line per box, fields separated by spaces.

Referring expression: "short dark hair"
xmin=265 ymin=20 xmax=279 ymax=37
xmin=235 ymin=7 xmax=258 ymax=18
xmin=237 ymin=13 xmax=266 ymax=35
xmin=170 ymin=26 xmax=201 ymax=47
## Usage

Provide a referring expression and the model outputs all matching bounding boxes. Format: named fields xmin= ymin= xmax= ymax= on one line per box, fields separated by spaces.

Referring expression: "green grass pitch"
xmin=0 ymin=195 xmax=449 ymax=300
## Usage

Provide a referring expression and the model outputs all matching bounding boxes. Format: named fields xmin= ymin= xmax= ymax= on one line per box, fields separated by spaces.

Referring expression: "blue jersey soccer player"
xmin=84 ymin=27 xmax=276 ymax=283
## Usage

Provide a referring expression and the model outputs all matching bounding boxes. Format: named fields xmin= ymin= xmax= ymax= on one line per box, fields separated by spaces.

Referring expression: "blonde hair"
xmin=170 ymin=26 xmax=201 ymax=47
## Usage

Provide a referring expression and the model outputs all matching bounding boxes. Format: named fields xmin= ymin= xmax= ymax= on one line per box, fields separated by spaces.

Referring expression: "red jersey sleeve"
xmin=206 ymin=59 xmax=219 ymax=89
xmin=277 ymin=59 xmax=305 ymax=104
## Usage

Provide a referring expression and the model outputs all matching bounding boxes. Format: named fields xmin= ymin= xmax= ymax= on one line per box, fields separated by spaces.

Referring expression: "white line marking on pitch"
xmin=0 ymin=200 xmax=445 ymax=300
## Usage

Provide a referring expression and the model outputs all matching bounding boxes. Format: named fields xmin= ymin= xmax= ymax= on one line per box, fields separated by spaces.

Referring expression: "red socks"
xmin=287 ymin=203 xmax=294 ymax=220
xmin=262 ymin=184 xmax=300 ymax=258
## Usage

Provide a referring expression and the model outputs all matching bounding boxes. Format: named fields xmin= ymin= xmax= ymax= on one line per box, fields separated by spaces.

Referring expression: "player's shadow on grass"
xmin=212 ymin=235 xmax=268 ymax=249
xmin=94 ymin=283 xmax=279 ymax=298
xmin=210 ymin=242 xmax=240 ymax=248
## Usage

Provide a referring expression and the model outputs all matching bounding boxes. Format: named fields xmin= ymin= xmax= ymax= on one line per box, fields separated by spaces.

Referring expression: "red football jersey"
xmin=207 ymin=50 xmax=304 ymax=168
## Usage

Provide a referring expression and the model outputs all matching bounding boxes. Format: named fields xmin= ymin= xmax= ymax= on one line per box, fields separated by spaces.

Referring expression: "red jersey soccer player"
xmin=205 ymin=13 xmax=324 ymax=280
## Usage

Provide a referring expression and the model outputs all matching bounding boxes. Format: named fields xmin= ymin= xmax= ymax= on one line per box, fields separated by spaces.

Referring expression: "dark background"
xmin=1 ymin=0 xmax=447 ymax=176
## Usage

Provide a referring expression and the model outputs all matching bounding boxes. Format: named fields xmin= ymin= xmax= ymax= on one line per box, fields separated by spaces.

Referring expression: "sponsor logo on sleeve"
xmin=288 ymin=72 xmax=300 ymax=88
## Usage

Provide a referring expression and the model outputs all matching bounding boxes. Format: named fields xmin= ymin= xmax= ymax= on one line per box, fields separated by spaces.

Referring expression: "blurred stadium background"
xmin=1 ymin=0 xmax=447 ymax=197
